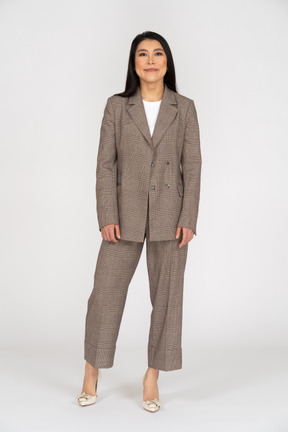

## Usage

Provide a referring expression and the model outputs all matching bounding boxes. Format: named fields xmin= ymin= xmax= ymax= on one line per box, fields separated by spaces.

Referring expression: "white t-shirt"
xmin=142 ymin=99 xmax=162 ymax=137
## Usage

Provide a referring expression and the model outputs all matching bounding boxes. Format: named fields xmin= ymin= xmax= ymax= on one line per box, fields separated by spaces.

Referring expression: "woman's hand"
xmin=176 ymin=226 xmax=194 ymax=248
xmin=101 ymin=224 xmax=121 ymax=242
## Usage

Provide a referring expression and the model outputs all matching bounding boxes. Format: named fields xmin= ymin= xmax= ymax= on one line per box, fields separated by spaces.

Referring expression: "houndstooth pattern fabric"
xmin=84 ymin=201 xmax=189 ymax=371
xmin=96 ymin=83 xmax=202 ymax=242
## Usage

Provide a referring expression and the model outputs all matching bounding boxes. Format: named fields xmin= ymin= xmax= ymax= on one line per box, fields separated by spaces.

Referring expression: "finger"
xmin=179 ymin=233 xmax=188 ymax=248
xmin=110 ymin=227 xmax=118 ymax=243
xmin=103 ymin=229 xmax=110 ymax=242
xmin=115 ymin=225 xmax=121 ymax=239
xmin=101 ymin=229 xmax=106 ymax=241
xmin=178 ymin=231 xmax=184 ymax=247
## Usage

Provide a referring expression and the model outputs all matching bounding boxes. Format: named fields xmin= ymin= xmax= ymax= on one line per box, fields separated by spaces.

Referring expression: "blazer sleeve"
xmin=96 ymin=97 xmax=119 ymax=232
xmin=177 ymin=100 xmax=202 ymax=235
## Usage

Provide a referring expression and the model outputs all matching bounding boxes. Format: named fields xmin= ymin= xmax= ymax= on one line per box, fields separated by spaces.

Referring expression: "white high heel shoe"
xmin=77 ymin=369 xmax=102 ymax=407
xmin=142 ymin=373 xmax=161 ymax=412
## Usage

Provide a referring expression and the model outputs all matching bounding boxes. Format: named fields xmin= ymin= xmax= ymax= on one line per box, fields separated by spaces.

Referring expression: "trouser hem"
xmin=148 ymin=344 xmax=182 ymax=371
xmin=84 ymin=339 xmax=116 ymax=368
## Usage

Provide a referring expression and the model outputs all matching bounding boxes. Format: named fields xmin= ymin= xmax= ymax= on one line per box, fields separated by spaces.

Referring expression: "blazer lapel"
xmin=127 ymin=83 xmax=178 ymax=150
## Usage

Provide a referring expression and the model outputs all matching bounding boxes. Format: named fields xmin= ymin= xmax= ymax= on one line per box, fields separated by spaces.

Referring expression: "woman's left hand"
xmin=176 ymin=226 xmax=194 ymax=248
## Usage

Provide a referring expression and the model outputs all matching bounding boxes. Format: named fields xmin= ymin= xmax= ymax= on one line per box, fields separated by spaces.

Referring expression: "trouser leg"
xmin=146 ymin=232 xmax=189 ymax=371
xmin=84 ymin=237 xmax=144 ymax=368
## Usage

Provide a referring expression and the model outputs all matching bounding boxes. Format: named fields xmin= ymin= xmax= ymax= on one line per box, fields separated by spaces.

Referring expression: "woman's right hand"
xmin=101 ymin=224 xmax=121 ymax=242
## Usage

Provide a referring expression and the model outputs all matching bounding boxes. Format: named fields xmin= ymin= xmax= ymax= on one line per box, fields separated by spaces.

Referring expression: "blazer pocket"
xmin=177 ymin=184 xmax=184 ymax=196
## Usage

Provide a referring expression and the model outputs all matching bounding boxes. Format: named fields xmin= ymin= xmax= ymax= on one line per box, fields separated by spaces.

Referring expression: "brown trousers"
xmin=84 ymin=201 xmax=189 ymax=371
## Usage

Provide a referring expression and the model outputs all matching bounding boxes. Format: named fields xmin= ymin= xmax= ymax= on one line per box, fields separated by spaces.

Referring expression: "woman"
xmin=77 ymin=31 xmax=202 ymax=412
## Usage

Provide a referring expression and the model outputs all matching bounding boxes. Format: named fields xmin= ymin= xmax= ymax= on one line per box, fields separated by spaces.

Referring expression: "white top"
xmin=142 ymin=99 xmax=162 ymax=137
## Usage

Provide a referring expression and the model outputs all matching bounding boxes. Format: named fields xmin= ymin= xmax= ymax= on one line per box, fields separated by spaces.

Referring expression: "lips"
xmin=144 ymin=68 xmax=158 ymax=72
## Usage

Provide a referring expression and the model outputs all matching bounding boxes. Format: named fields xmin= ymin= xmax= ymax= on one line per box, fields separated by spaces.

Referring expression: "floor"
xmin=1 ymin=344 xmax=287 ymax=432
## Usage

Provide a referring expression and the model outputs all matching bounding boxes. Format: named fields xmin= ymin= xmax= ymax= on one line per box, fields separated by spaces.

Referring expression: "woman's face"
xmin=134 ymin=39 xmax=167 ymax=85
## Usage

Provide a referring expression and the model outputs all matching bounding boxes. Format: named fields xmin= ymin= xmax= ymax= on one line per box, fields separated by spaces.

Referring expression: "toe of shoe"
xmin=77 ymin=392 xmax=97 ymax=405
xmin=143 ymin=399 xmax=161 ymax=411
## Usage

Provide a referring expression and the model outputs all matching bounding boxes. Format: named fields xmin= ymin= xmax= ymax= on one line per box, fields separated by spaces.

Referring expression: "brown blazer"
xmin=96 ymin=83 xmax=202 ymax=242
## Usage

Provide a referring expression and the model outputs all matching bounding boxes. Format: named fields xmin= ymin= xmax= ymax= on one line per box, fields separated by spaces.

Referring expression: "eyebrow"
xmin=136 ymin=48 xmax=164 ymax=53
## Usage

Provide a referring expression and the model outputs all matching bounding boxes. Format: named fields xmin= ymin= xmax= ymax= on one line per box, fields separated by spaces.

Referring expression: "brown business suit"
xmin=84 ymin=84 xmax=202 ymax=371
xmin=96 ymin=83 xmax=202 ymax=242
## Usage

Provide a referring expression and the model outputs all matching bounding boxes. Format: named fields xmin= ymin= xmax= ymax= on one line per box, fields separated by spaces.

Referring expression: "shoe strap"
xmin=78 ymin=392 xmax=97 ymax=400
xmin=145 ymin=399 xmax=160 ymax=407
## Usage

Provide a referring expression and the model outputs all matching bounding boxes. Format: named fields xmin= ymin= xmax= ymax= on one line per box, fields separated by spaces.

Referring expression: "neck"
xmin=140 ymin=80 xmax=165 ymax=102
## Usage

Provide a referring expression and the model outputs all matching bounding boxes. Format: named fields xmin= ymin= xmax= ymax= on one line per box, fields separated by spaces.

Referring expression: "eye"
xmin=155 ymin=52 xmax=163 ymax=55
xmin=139 ymin=53 xmax=146 ymax=56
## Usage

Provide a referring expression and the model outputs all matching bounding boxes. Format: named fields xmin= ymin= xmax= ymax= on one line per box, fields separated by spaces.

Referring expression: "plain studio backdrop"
xmin=0 ymin=0 xmax=287 ymax=431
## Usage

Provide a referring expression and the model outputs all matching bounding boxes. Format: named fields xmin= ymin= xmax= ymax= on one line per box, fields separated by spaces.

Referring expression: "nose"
xmin=147 ymin=54 xmax=155 ymax=64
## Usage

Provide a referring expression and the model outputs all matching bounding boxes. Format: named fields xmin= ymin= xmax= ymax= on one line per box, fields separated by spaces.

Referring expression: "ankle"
xmin=85 ymin=362 xmax=98 ymax=376
xmin=145 ymin=368 xmax=159 ymax=379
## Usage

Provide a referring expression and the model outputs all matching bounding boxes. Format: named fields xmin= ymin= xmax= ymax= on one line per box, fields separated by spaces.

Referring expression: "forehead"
xmin=136 ymin=39 xmax=164 ymax=52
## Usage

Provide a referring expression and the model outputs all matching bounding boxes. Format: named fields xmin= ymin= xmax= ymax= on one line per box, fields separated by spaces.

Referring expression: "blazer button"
xmin=165 ymin=184 xmax=170 ymax=189
xmin=165 ymin=160 xmax=170 ymax=165
xmin=151 ymin=161 xmax=155 ymax=167
xmin=150 ymin=185 xmax=156 ymax=190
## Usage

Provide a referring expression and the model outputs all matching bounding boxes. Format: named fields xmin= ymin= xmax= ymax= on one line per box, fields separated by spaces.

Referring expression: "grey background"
xmin=0 ymin=0 xmax=287 ymax=431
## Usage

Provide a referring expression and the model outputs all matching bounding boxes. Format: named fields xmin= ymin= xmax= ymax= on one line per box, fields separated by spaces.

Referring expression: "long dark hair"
xmin=114 ymin=31 xmax=178 ymax=98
